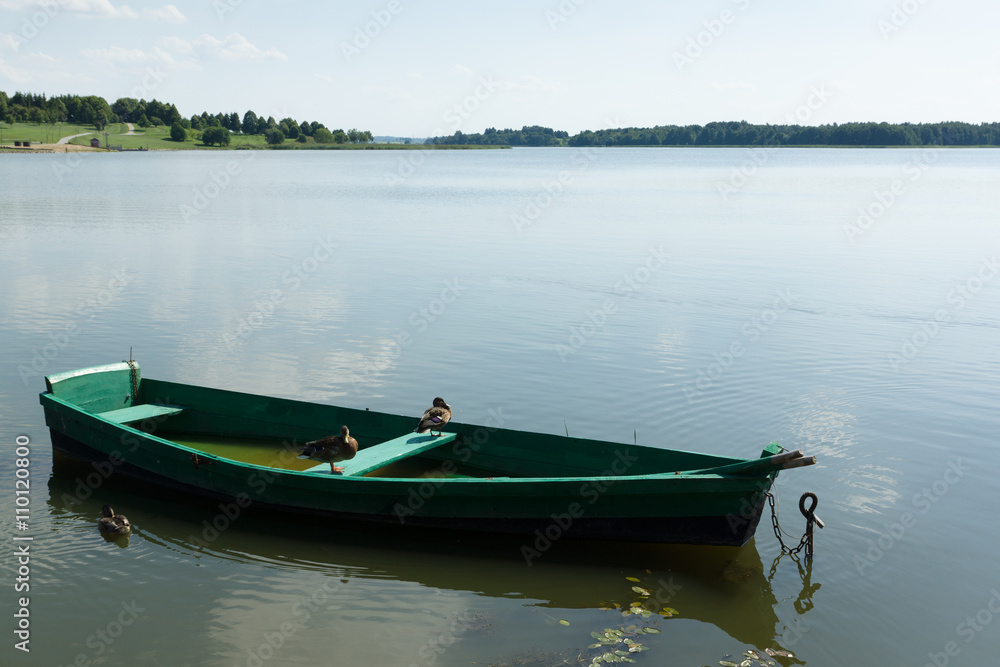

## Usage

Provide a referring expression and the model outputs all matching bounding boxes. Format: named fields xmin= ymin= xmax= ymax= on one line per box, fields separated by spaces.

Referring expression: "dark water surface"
xmin=1 ymin=147 xmax=998 ymax=666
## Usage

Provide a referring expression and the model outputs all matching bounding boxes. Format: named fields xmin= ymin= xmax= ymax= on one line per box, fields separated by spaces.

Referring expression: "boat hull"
xmin=40 ymin=363 xmax=781 ymax=546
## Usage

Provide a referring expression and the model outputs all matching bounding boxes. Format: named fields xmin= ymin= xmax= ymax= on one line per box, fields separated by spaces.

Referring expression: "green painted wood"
xmin=96 ymin=403 xmax=187 ymax=424
xmin=324 ymin=432 xmax=458 ymax=476
xmin=44 ymin=362 xmax=138 ymax=414
xmin=37 ymin=364 xmax=809 ymax=545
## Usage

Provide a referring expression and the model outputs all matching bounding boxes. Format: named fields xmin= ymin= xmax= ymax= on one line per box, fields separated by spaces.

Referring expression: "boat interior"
xmin=44 ymin=363 xmax=744 ymax=481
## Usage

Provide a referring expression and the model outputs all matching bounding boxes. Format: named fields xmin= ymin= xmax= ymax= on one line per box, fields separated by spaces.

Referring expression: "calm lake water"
xmin=1 ymin=147 xmax=998 ymax=666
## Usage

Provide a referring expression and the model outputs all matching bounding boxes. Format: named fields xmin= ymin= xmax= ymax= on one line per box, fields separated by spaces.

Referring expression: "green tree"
xmin=280 ymin=119 xmax=298 ymax=139
xmin=313 ymin=128 xmax=334 ymax=144
xmin=165 ymin=104 xmax=182 ymax=126
xmin=265 ymin=128 xmax=285 ymax=145
xmin=112 ymin=97 xmax=139 ymax=122
xmin=170 ymin=121 xmax=186 ymax=142
xmin=242 ymin=110 xmax=258 ymax=134
xmin=332 ymin=129 xmax=347 ymax=144
xmin=201 ymin=126 xmax=230 ymax=146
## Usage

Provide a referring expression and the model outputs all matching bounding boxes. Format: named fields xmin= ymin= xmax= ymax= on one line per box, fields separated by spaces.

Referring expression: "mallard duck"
xmin=415 ymin=397 xmax=452 ymax=437
xmin=298 ymin=425 xmax=359 ymax=473
xmin=98 ymin=505 xmax=131 ymax=536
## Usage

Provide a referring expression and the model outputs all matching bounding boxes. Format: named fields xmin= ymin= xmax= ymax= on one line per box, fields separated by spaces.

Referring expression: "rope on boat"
xmin=125 ymin=347 xmax=138 ymax=405
xmin=767 ymin=487 xmax=823 ymax=559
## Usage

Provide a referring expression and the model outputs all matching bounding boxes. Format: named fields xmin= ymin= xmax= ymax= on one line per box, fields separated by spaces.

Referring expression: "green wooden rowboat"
xmin=38 ymin=362 xmax=816 ymax=546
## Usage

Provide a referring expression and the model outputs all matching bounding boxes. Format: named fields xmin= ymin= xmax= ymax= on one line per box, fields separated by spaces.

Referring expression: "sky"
xmin=1 ymin=0 xmax=998 ymax=137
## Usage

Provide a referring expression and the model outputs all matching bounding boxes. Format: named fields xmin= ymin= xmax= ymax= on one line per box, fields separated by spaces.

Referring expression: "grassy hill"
xmin=0 ymin=121 xmax=96 ymax=145
xmin=0 ymin=122 xmax=508 ymax=151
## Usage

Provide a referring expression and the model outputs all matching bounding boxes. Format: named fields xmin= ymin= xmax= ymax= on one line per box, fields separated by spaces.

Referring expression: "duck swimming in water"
xmin=98 ymin=505 xmax=131 ymax=536
xmin=298 ymin=425 xmax=359 ymax=473
xmin=415 ymin=397 xmax=452 ymax=437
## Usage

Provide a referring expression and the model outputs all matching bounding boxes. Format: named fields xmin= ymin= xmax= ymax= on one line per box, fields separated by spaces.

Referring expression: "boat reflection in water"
xmin=48 ymin=452 xmax=818 ymax=664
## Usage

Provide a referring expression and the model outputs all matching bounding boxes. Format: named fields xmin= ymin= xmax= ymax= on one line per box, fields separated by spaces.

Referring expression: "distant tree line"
xmin=1 ymin=91 xmax=120 ymax=129
xmin=427 ymin=125 xmax=570 ymax=146
xmin=428 ymin=121 xmax=1000 ymax=147
xmin=0 ymin=90 xmax=372 ymax=146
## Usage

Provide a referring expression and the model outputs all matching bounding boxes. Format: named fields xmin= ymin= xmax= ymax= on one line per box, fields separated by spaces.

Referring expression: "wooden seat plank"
xmin=96 ymin=403 xmax=187 ymax=424
xmin=308 ymin=432 xmax=457 ymax=476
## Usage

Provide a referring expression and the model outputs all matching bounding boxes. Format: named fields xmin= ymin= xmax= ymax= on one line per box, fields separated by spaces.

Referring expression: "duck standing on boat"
xmin=98 ymin=505 xmax=131 ymax=536
xmin=298 ymin=425 xmax=359 ymax=473
xmin=415 ymin=397 xmax=452 ymax=437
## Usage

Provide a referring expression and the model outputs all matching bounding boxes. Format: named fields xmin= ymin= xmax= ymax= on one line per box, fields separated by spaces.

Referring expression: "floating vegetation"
xmin=587 ymin=625 xmax=652 ymax=664
xmin=493 ymin=574 xmax=676 ymax=667
xmin=715 ymin=647 xmax=795 ymax=667
xmin=576 ymin=575 xmax=674 ymax=665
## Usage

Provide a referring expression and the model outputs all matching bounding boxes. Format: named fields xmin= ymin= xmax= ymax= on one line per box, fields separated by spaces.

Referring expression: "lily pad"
xmin=719 ymin=661 xmax=739 ymax=667
xmin=559 ymin=619 xmax=570 ymax=626
xmin=631 ymin=586 xmax=652 ymax=596
xmin=626 ymin=576 xmax=642 ymax=583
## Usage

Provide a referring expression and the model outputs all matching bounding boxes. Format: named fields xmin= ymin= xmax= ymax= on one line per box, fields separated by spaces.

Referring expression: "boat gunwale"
xmin=39 ymin=390 xmax=782 ymax=486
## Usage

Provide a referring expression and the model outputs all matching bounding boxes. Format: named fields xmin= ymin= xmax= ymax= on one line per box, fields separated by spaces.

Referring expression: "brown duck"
xmin=98 ymin=505 xmax=131 ymax=536
xmin=415 ymin=397 xmax=452 ymax=437
xmin=298 ymin=425 xmax=359 ymax=473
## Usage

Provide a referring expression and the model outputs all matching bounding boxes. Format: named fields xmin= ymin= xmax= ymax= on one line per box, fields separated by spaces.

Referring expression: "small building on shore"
xmin=90 ymin=138 xmax=101 ymax=148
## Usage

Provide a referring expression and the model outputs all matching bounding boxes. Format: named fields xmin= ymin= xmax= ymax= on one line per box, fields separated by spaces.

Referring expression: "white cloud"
xmin=0 ymin=0 xmax=185 ymax=22
xmin=185 ymin=33 xmax=287 ymax=62
xmin=0 ymin=33 xmax=21 ymax=52
xmin=141 ymin=4 xmax=185 ymax=24
xmin=0 ymin=50 xmax=65 ymax=85
xmin=453 ymin=64 xmax=474 ymax=76
xmin=0 ymin=55 xmax=30 ymax=82
xmin=80 ymin=44 xmax=174 ymax=65
xmin=158 ymin=35 xmax=195 ymax=58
